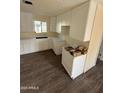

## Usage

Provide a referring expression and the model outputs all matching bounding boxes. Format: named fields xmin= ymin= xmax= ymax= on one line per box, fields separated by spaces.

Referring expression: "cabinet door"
xmin=36 ymin=39 xmax=50 ymax=51
xmin=23 ymin=39 xmax=34 ymax=54
xmin=20 ymin=40 xmax=24 ymax=55
xmin=56 ymin=11 xmax=72 ymax=33
xmin=61 ymin=11 xmax=72 ymax=26
xmin=62 ymin=48 xmax=73 ymax=76
xmin=50 ymin=17 xmax=57 ymax=32
xmin=20 ymin=12 xmax=34 ymax=32
xmin=72 ymin=55 xmax=86 ymax=79
xmin=56 ymin=16 xmax=62 ymax=33
xmin=70 ymin=2 xmax=89 ymax=41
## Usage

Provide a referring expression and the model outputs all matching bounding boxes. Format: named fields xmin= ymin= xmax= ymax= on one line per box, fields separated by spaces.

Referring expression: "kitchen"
xmin=20 ymin=0 xmax=103 ymax=93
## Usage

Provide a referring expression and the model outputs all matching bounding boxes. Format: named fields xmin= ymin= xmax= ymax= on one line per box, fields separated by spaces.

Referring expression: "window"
xmin=34 ymin=21 xmax=47 ymax=33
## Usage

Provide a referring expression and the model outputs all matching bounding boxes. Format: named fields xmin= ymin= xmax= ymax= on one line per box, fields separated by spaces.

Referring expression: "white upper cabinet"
xmin=61 ymin=11 xmax=72 ymax=26
xmin=20 ymin=12 xmax=34 ymax=32
xmin=56 ymin=15 xmax=62 ymax=33
xmin=50 ymin=17 xmax=57 ymax=32
xmin=56 ymin=0 xmax=97 ymax=42
xmin=56 ymin=11 xmax=72 ymax=33
xmin=70 ymin=2 xmax=89 ymax=41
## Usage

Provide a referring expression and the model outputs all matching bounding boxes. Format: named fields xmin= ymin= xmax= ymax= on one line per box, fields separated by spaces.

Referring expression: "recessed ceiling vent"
xmin=23 ymin=0 xmax=33 ymax=5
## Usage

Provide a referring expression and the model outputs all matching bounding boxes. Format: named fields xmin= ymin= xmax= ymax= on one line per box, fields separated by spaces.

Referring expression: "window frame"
xmin=34 ymin=20 xmax=47 ymax=33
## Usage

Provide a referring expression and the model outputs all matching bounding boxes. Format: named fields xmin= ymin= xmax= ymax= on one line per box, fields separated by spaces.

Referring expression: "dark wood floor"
xmin=20 ymin=49 xmax=103 ymax=93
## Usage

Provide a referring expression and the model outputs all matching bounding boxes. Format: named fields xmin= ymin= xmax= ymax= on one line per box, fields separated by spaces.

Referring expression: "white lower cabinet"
xmin=36 ymin=39 xmax=51 ymax=51
xmin=52 ymin=38 xmax=66 ymax=55
xmin=20 ymin=40 xmax=24 ymax=55
xmin=20 ymin=39 xmax=36 ymax=55
xmin=62 ymin=48 xmax=86 ymax=79
xmin=20 ymin=38 xmax=52 ymax=55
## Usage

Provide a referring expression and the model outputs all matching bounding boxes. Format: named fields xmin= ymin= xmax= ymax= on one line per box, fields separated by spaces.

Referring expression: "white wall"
xmin=84 ymin=1 xmax=103 ymax=72
xmin=84 ymin=0 xmax=98 ymax=41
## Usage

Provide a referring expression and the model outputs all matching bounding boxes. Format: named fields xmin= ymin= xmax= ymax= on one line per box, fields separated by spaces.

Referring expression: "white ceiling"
xmin=20 ymin=0 xmax=88 ymax=16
